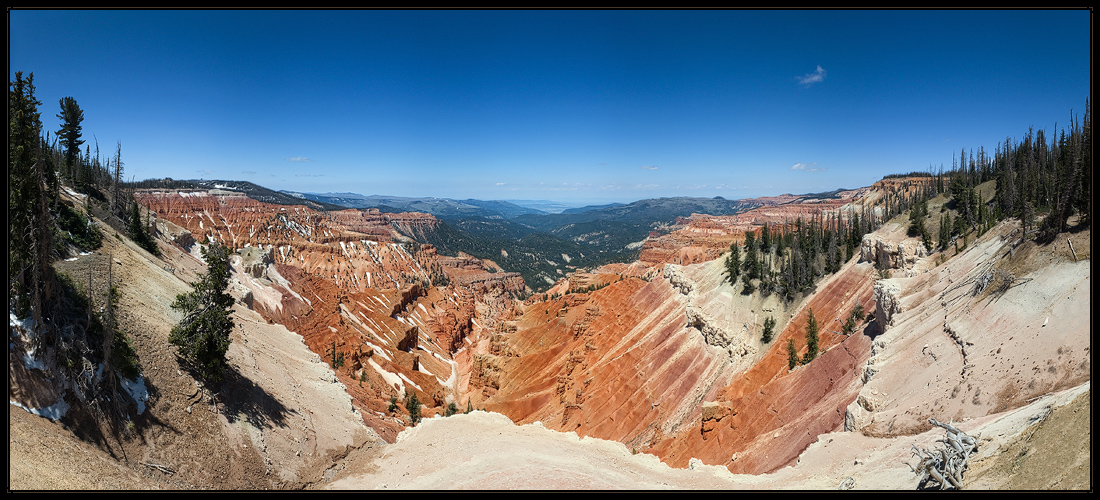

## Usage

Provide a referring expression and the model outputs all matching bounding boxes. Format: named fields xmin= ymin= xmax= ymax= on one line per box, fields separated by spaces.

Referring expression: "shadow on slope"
xmin=214 ymin=364 xmax=295 ymax=430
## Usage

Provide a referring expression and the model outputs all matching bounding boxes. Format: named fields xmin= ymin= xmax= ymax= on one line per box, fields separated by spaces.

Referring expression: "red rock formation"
xmin=452 ymin=181 xmax=932 ymax=473
xmin=137 ymin=189 xmax=445 ymax=293
xmin=138 ymin=188 xmax=521 ymax=441
xmin=639 ymin=193 xmax=870 ymax=265
xmin=461 ymin=274 xmax=737 ymax=453
xmin=137 ymin=178 xmax=936 ymax=468
xmin=646 ymin=262 xmax=878 ymax=474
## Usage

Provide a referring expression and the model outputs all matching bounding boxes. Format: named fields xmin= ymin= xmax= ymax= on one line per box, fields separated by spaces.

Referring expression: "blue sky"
xmin=10 ymin=9 xmax=1091 ymax=205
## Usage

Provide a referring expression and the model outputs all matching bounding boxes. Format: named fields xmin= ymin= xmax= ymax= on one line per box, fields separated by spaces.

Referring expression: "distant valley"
xmin=275 ymin=189 xmax=785 ymax=290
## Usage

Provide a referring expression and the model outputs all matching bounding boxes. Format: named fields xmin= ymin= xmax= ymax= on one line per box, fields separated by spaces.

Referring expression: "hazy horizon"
xmin=10 ymin=9 xmax=1090 ymax=206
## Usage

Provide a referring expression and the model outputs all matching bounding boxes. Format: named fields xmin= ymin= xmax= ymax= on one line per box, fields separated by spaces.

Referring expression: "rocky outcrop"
xmin=173 ymin=230 xmax=196 ymax=250
xmin=389 ymin=284 xmax=425 ymax=317
xmin=700 ymin=401 xmax=734 ymax=436
xmin=238 ymin=245 xmax=274 ymax=279
xmin=663 ymin=264 xmax=694 ymax=295
xmin=685 ymin=306 xmax=754 ymax=362
xmin=860 ymin=234 xmax=928 ymax=270
xmin=873 ymin=280 xmax=902 ymax=328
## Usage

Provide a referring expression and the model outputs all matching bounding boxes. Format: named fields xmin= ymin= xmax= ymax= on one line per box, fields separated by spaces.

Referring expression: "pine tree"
xmin=762 ymin=316 xmax=776 ymax=343
xmin=169 ymin=242 xmax=235 ymax=383
xmin=9 ymin=71 xmax=46 ymax=318
xmin=405 ymin=391 xmax=422 ymax=425
xmin=787 ymin=338 xmax=799 ymax=370
xmin=940 ymin=212 xmax=953 ymax=249
xmin=56 ymin=96 xmax=85 ymax=185
xmin=741 ymin=272 xmax=756 ymax=295
xmin=723 ymin=243 xmax=740 ymax=286
xmin=112 ymin=141 xmax=124 ymax=215
xmin=129 ymin=200 xmax=160 ymax=256
xmin=743 ymin=230 xmax=759 ymax=280
xmin=802 ymin=308 xmax=819 ymax=363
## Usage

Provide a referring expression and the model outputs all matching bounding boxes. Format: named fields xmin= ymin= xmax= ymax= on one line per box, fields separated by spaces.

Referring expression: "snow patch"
xmin=10 ymin=398 xmax=69 ymax=421
xmin=369 ymin=358 xmax=403 ymax=393
xmin=398 ymin=372 xmax=422 ymax=391
xmin=120 ymin=375 xmax=149 ymax=415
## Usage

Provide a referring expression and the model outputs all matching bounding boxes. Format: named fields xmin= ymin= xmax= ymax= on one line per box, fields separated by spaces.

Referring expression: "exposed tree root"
xmin=909 ymin=418 xmax=978 ymax=490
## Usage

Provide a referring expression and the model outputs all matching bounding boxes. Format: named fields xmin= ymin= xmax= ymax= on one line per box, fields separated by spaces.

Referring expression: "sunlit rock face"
xmin=132 ymin=175 xmax=1084 ymax=477
xmin=137 ymin=188 xmax=524 ymax=442
xmin=137 ymin=189 xmax=446 ymax=294
xmin=462 ymin=269 xmax=737 ymax=452
xmin=638 ymin=188 xmax=870 ymax=266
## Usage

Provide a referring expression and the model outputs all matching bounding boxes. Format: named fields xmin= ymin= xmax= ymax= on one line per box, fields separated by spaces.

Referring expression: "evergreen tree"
xmin=939 ymin=212 xmax=953 ymax=249
xmin=129 ymin=201 xmax=160 ymax=256
xmin=741 ymin=272 xmax=756 ymax=295
xmin=802 ymin=308 xmax=819 ymax=363
xmin=169 ymin=242 xmax=235 ymax=383
xmin=743 ymin=230 xmax=759 ymax=280
xmin=762 ymin=316 xmax=776 ymax=343
xmin=787 ymin=338 xmax=799 ymax=370
xmin=9 ymin=71 xmax=46 ymax=317
xmin=405 ymin=391 xmax=422 ymax=425
xmin=842 ymin=314 xmax=857 ymax=335
xmin=1000 ymin=153 xmax=1017 ymax=218
xmin=723 ymin=243 xmax=740 ymax=286
xmin=56 ymin=96 xmax=85 ymax=185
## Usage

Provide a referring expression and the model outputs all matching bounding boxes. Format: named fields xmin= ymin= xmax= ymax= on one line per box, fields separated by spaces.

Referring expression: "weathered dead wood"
xmin=836 ymin=476 xmax=856 ymax=490
xmin=142 ymin=462 xmax=176 ymax=475
xmin=910 ymin=418 xmax=978 ymax=490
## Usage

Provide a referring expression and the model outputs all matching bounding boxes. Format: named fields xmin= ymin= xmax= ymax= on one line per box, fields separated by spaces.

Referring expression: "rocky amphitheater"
xmin=9 ymin=181 xmax=1090 ymax=490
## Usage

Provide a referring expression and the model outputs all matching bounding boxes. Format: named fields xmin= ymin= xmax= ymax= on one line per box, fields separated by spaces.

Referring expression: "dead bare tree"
xmin=909 ymin=418 xmax=978 ymax=490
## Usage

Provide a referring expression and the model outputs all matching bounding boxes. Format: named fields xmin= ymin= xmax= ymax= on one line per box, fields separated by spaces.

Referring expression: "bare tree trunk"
xmin=33 ymin=151 xmax=55 ymax=351
xmin=102 ymin=255 xmax=116 ymax=399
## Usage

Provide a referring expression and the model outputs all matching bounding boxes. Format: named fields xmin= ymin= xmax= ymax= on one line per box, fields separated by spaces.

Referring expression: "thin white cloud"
xmin=286 ymin=156 xmax=313 ymax=162
xmin=495 ymin=182 xmax=506 ymax=186
xmin=797 ymin=65 xmax=827 ymax=86
xmin=641 ymin=165 xmax=659 ymax=170
xmin=791 ymin=162 xmax=825 ymax=172
xmin=295 ymin=173 xmax=325 ymax=177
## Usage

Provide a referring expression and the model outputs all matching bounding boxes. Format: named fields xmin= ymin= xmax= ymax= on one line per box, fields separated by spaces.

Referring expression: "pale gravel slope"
xmin=326 ymin=382 xmax=1088 ymax=490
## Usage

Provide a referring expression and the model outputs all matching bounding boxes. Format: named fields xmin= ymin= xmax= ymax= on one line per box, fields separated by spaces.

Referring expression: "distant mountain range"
xmin=273 ymin=190 xmax=763 ymax=289
xmin=283 ymin=190 xmax=758 ymax=223
xmin=281 ymin=192 xmax=549 ymax=219
xmin=134 ymin=180 xmax=850 ymax=291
